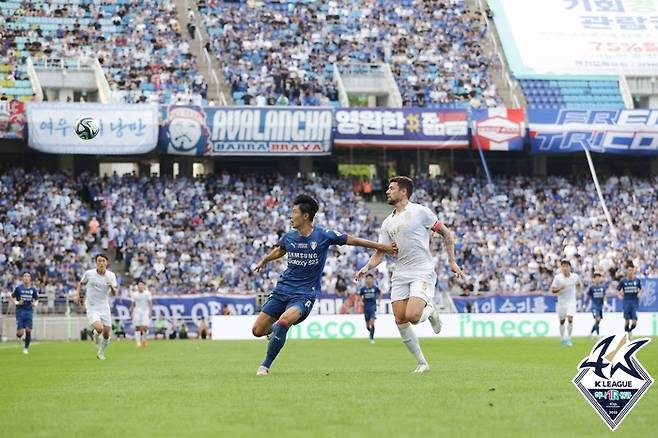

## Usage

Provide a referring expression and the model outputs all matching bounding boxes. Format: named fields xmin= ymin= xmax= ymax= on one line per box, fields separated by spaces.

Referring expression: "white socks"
xmin=560 ymin=323 xmax=566 ymax=339
xmin=397 ymin=323 xmax=427 ymax=365
xmin=99 ymin=336 xmax=110 ymax=354
xmin=135 ymin=331 xmax=141 ymax=345
xmin=144 ymin=329 xmax=149 ymax=340
xmin=567 ymin=322 xmax=573 ymax=338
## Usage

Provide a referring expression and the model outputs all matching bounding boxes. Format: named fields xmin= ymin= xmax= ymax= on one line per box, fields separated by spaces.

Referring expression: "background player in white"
xmin=355 ymin=176 xmax=463 ymax=373
xmin=550 ymin=259 xmax=581 ymax=347
xmin=75 ymin=254 xmax=118 ymax=360
xmin=131 ymin=280 xmax=152 ymax=348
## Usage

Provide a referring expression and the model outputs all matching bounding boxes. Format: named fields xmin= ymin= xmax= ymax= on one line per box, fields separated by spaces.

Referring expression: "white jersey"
xmin=551 ymin=272 xmax=580 ymax=304
xmin=80 ymin=269 xmax=117 ymax=308
xmin=379 ymin=202 xmax=439 ymax=278
xmin=132 ymin=290 xmax=152 ymax=313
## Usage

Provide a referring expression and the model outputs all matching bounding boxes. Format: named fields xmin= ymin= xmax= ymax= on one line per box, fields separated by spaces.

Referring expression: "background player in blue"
xmin=359 ymin=273 xmax=380 ymax=344
xmin=252 ymin=194 xmax=396 ymax=375
xmin=617 ymin=260 xmax=642 ymax=339
xmin=12 ymin=272 xmax=39 ymax=355
xmin=585 ymin=272 xmax=607 ymax=336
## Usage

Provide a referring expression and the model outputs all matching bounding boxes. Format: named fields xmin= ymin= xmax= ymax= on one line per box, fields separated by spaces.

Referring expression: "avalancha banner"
xmin=528 ymin=109 xmax=658 ymax=155
xmin=159 ymin=105 xmax=334 ymax=156
xmin=25 ymin=102 xmax=159 ymax=154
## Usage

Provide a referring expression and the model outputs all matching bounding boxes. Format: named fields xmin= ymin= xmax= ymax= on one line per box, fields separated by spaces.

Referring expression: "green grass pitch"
xmin=1 ymin=337 xmax=656 ymax=437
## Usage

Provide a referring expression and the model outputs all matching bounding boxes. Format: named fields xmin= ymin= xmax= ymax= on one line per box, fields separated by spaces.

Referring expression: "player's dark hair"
xmin=390 ymin=176 xmax=414 ymax=199
xmin=21 ymin=271 xmax=31 ymax=278
xmin=294 ymin=194 xmax=319 ymax=221
xmin=593 ymin=272 xmax=602 ymax=277
xmin=365 ymin=273 xmax=374 ymax=278
xmin=96 ymin=253 xmax=109 ymax=262
xmin=626 ymin=260 xmax=635 ymax=268
xmin=560 ymin=259 xmax=571 ymax=267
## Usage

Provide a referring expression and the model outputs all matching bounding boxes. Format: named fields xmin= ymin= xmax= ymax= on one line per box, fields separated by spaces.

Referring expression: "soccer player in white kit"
xmin=75 ymin=254 xmax=118 ymax=360
xmin=355 ymin=176 xmax=463 ymax=373
xmin=550 ymin=259 xmax=582 ymax=347
xmin=131 ymin=280 xmax=152 ymax=348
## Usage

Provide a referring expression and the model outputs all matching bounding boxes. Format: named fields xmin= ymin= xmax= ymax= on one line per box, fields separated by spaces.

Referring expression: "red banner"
xmin=0 ymin=100 xmax=25 ymax=139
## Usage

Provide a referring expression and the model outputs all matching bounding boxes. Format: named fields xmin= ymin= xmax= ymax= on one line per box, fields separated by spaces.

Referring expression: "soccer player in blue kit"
xmin=12 ymin=272 xmax=39 ymax=354
xmin=359 ymin=273 xmax=380 ymax=344
xmin=617 ymin=260 xmax=642 ymax=339
xmin=585 ymin=272 xmax=607 ymax=336
xmin=252 ymin=195 xmax=397 ymax=375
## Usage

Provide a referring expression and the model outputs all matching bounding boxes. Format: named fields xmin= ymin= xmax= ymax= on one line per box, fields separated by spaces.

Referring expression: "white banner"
xmin=26 ymin=103 xmax=159 ymax=154
xmin=212 ymin=313 xmax=658 ymax=340
xmin=491 ymin=0 xmax=658 ymax=76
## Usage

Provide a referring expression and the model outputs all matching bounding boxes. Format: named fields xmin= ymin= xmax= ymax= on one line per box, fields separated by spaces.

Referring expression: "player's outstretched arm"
xmin=75 ymin=282 xmax=83 ymax=305
xmin=354 ymin=250 xmax=387 ymax=282
xmin=345 ymin=235 xmax=396 ymax=254
xmin=254 ymin=246 xmax=286 ymax=273
xmin=433 ymin=222 xmax=464 ymax=278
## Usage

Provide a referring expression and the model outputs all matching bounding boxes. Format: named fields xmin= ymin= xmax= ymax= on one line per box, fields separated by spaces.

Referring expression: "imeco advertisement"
xmin=212 ymin=313 xmax=658 ymax=340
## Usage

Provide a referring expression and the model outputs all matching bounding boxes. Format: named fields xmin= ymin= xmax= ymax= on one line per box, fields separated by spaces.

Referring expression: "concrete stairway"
xmin=365 ymin=202 xmax=393 ymax=222
xmin=172 ymin=0 xmax=232 ymax=105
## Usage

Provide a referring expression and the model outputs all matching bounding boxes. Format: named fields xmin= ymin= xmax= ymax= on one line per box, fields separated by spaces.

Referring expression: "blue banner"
xmin=112 ymin=294 xmax=256 ymax=332
xmin=528 ymin=109 xmax=658 ymax=155
xmin=26 ymin=103 xmax=159 ymax=154
xmin=334 ymin=108 xmax=469 ymax=149
xmin=454 ymin=279 xmax=658 ymax=313
xmin=160 ymin=105 xmax=334 ymax=156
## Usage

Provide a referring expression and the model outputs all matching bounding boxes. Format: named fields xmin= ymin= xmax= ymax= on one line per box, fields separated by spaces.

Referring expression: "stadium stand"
xmin=0 ymin=0 xmax=207 ymax=104
xmin=198 ymin=0 xmax=501 ymax=107
xmin=2 ymin=169 xmax=656 ymax=300
xmin=520 ymin=79 xmax=625 ymax=109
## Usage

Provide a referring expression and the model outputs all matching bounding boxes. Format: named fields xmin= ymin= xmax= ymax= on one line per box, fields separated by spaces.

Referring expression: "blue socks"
xmin=25 ymin=332 xmax=31 ymax=349
xmin=262 ymin=320 xmax=290 ymax=369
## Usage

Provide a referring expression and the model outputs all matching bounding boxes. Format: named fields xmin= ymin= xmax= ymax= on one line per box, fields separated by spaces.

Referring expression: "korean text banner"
xmin=160 ymin=106 xmax=333 ymax=156
xmin=490 ymin=0 xmax=658 ymax=76
xmin=0 ymin=100 xmax=25 ymax=139
xmin=528 ymin=109 xmax=658 ymax=155
xmin=471 ymin=108 xmax=525 ymax=151
xmin=26 ymin=103 xmax=159 ymax=154
xmin=334 ymin=108 xmax=469 ymax=149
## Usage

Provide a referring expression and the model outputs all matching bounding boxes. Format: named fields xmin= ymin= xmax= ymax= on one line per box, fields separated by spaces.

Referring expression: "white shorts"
xmin=133 ymin=311 xmax=151 ymax=327
xmin=557 ymin=301 xmax=577 ymax=320
xmin=87 ymin=306 xmax=112 ymax=327
xmin=390 ymin=273 xmax=437 ymax=303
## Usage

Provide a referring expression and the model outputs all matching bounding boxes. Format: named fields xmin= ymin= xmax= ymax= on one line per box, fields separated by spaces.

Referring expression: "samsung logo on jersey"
xmin=211 ymin=109 xmax=333 ymax=142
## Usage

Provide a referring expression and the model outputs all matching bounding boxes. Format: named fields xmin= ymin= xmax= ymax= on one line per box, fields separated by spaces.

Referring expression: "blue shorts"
xmin=591 ymin=306 xmax=603 ymax=319
xmin=16 ymin=310 xmax=33 ymax=329
xmin=364 ymin=306 xmax=377 ymax=321
xmin=261 ymin=293 xmax=315 ymax=325
xmin=623 ymin=302 xmax=638 ymax=321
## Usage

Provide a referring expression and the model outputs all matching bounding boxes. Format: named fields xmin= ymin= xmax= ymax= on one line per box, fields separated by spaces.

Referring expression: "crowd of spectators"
xmin=0 ymin=0 xmax=207 ymax=105
xmin=413 ymin=175 xmax=658 ymax=294
xmin=198 ymin=0 xmax=500 ymax=107
xmin=1 ymin=169 xmax=656 ymax=304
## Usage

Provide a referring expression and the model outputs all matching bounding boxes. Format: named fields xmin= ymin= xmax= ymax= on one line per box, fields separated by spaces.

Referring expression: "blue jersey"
xmin=617 ymin=278 xmax=641 ymax=302
xmin=587 ymin=285 xmax=606 ymax=308
xmin=12 ymin=284 xmax=39 ymax=312
xmin=359 ymin=286 xmax=380 ymax=308
xmin=274 ymin=227 xmax=347 ymax=297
